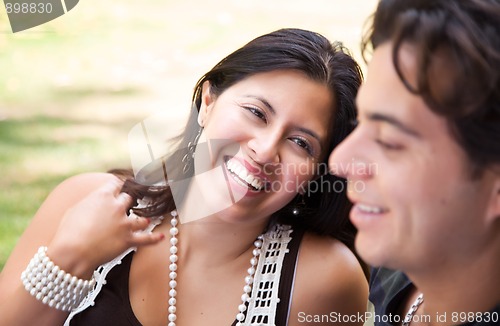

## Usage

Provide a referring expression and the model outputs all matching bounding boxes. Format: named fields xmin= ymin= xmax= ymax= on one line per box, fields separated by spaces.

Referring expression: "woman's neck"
xmin=172 ymin=212 xmax=269 ymax=268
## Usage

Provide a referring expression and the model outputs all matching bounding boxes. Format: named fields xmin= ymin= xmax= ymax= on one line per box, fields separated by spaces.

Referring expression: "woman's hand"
xmin=46 ymin=179 xmax=164 ymax=279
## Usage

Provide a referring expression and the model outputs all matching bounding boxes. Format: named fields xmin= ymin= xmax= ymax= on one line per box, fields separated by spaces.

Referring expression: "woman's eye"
xmin=245 ymin=106 xmax=267 ymax=123
xmin=375 ymin=139 xmax=403 ymax=150
xmin=290 ymin=137 xmax=314 ymax=156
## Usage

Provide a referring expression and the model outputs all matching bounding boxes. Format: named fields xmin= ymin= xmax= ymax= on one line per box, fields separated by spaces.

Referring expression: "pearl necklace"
xmin=167 ymin=210 xmax=264 ymax=326
xmin=402 ymin=293 xmax=424 ymax=326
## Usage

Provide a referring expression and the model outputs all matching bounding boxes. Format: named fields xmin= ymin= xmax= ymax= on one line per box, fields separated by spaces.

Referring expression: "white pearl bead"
xmin=169 ymin=272 xmax=177 ymax=279
xmin=168 ymin=322 xmax=176 ymax=326
xmin=171 ymin=218 xmax=178 ymax=226
xmin=245 ymin=276 xmax=253 ymax=284
xmin=169 ymin=263 xmax=177 ymax=271
xmin=168 ymin=297 xmax=176 ymax=306
xmin=236 ymin=313 xmax=245 ymax=321
xmin=170 ymin=255 xmax=178 ymax=263
xmin=170 ymin=227 xmax=178 ymax=236
xmin=250 ymin=258 xmax=258 ymax=266
xmin=168 ymin=313 xmax=177 ymax=321
xmin=169 ymin=280 xmax=177 ymax=288
xmin=243 ymin=285 xmax=252 ymax=293
xmin=238 ymin=304 xmax=247 ymax=312
xmin=169 ymin=289 xmax=177 ymax=297
xmin=170 ymin=237 xmax=178 ymax=246
xmin=168 ymin=305 xmax=176 ymax=313
xmin=241 ymin=293 xmax=250 ymax=302
xmin=170 ymin=246 xmax=178 ymax=254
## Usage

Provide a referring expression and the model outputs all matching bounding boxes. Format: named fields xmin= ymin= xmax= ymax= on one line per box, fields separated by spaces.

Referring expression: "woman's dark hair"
xmin=113 ymin=28 xmax=363 ymax=252
xmin=362 ymin=0 xmax=500 ymax=175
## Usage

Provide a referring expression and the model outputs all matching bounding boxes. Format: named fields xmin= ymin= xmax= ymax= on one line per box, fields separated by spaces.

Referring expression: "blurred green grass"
xmin=0 ymin=0 xmax=377 ymax=270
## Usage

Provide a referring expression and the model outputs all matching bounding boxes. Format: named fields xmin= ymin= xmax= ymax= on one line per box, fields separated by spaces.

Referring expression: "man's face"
xmin=328 ymin=42 xmax=497 ymax=273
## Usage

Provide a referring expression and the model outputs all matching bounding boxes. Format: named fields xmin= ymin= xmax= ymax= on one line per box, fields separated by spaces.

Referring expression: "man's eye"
xmin=376 ymin=139 xmax=404 ymax=150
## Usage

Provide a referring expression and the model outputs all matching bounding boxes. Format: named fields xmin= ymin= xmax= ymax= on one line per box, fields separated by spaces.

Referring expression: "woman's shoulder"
xmin=288 ymin=232 xmax=368 ymax=325
xmin=37 ymin=172 xmax=124 ymax=220
xmin=53 ymin=172 xmax=121 ymax=194
xmin=299 ymin=231 xmax=364 ymax=277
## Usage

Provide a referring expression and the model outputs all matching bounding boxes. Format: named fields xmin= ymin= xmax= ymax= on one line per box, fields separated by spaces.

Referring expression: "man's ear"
xmin=486 ymin=171 xmax=500 ymax=225
xmin=198 ymin=81 xmax=215 ymax=127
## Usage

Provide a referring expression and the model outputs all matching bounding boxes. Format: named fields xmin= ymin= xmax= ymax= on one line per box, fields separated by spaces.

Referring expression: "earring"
xmin=182 ymin=127 xmax=202 ymax=174
xmin=292 ymin=195 xmax=306 ymax=216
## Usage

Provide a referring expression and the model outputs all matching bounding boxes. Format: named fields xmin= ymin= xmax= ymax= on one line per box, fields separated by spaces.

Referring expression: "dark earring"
xmin=182 ymin=127 xmax=202 ymax=174
xmin=292 ymin=195 xmax=306 ymax=216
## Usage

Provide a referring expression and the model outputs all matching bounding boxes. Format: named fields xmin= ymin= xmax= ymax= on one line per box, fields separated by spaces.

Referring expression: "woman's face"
xmin=192 ymin=69 xmax=334 ymax=224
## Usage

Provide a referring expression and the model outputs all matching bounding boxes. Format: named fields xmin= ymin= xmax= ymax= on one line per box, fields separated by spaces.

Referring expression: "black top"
xmin=369 ymin=267 xmax=500 ymax=326
xmin=70 ymin=228 xmax=305 ymax=326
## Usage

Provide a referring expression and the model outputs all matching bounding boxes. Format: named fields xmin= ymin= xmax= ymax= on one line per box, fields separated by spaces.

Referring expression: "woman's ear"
xmin=198 ymin=81 xmax=215 ymax=127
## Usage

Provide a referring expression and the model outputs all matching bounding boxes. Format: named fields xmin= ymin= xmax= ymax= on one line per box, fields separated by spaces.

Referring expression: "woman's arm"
xmin=0 ymin=172 xmax=164 ymax=326
xmin=289 ymin=233 xmax=369 ymax=326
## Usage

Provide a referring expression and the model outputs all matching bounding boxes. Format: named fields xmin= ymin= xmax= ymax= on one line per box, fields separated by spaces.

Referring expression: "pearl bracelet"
xmin=20 ymin=246 xmax=96 ymax=312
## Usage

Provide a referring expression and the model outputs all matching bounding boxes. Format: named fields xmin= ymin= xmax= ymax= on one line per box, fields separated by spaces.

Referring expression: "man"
xmin=329 ymin=0 xmax=500 ymax=325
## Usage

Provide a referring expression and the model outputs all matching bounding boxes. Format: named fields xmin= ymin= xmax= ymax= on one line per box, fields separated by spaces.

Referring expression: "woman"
xmin=0 ymin=28 xmax=368 ymax=326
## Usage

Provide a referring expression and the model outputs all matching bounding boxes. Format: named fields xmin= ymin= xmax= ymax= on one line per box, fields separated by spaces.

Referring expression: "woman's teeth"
xmin=226 ymin=159 xmax=264 ymax=191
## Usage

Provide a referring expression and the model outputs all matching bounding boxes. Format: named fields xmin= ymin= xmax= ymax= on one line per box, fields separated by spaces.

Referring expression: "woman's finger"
xmin=129 ymin=232 xmax=165 ymax=247
xmin=116 ymin=192 xmax=133 ymax=207
xmin=129 ymin=216 xmax=151 ymax=232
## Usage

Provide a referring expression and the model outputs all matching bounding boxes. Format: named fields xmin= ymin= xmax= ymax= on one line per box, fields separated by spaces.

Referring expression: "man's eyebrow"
xmin=367 ymin=112 xmax=421 ymax=137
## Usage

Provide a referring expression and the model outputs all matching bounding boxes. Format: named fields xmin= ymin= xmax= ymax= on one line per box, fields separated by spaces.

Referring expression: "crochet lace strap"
xmin=244 ymin=224 xmax=293 ymax=326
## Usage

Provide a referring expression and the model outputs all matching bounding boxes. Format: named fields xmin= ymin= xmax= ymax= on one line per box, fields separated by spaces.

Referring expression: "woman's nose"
xmin=247 ymin=131 xmax=281 ymax=165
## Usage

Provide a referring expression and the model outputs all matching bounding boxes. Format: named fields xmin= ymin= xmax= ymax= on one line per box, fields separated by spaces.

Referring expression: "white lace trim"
xmin=64 ymin=216 xmax=293 ymax=326
xmin=243 ymin=224 xmax=293 ymax=326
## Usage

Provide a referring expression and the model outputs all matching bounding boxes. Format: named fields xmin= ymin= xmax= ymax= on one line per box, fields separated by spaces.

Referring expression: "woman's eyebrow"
xmin=243 ymin=95 xmax=276 ymax=115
